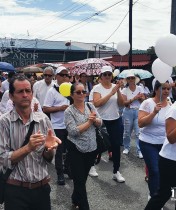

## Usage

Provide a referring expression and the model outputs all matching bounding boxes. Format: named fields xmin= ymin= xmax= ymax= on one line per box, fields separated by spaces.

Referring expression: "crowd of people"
xmin=0 ymin=66 xmax=176 ymax=210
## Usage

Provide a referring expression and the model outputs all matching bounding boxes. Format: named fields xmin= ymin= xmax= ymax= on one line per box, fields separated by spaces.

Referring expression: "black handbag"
xmin=0 ymin=121 xmax=35 ymax=204
xmin=86 ymin=103 xmax=111 ymax=154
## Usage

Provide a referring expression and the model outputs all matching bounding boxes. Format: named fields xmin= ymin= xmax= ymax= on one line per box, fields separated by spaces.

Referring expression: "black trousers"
xmin=54 ymin=129 xmax=68 ymax=175
xmin=145 ymin=156 xmax=176 ymax=210
xmin=103 ymin=119 xmax=122 ymax=174
xmin=67 ymin=140 xmax=97 ymax=210
xmin=4 ymin=183 xmax=51 ymax=210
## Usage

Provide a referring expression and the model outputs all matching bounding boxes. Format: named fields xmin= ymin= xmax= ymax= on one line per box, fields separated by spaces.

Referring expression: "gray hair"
xmin=43 ymin=66 xmax=54 ymax=74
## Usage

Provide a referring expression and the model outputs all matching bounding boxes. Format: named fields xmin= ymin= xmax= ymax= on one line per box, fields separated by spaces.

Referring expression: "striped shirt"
xmin=0 ymin=109 xmax=54 ymax=182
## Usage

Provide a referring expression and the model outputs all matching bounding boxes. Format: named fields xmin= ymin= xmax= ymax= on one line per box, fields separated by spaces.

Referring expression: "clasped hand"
xmin=88 ymin=111 xmax=97 ymax=123
xmin=28 ymin=129 xmax=62 ymax=152
xmin=110 ymin=83 xmax=120 ymax=95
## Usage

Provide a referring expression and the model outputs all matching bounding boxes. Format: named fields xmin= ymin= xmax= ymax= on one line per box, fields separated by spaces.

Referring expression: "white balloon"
xmin=117 ymin=41 xmax=130 ymax=56
xmin=152 ymin=58 xmax=172 ymax=83
xmin=155 ymin=34 xmax=176 ymax=67
xmin=113 ymin=69 xmax=120 ymax=77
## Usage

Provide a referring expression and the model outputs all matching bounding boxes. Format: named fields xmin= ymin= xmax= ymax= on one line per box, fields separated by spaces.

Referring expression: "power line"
xmin=22 ymin=0 xmax=127 ymax=49
xmin=11 ymin=0 xmax=93 ymax=48
xmin=101 ymin=0 xmax=140 ymax=45
xmin=101 ymin=11 xmax=129 ymax=44
xmin=28 ymin=0 xmax=93 ymax=36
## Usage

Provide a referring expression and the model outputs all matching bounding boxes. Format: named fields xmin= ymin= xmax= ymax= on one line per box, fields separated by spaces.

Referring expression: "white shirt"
xmin=33 ymin=79 xmax=55 ymax=107
xmin=139 ymin=98 xmax=170 ymax=144
xmin=89 ymin=85 xmax=98 ymax=102
xmin=6 ymin=97 xmax=42 ymax=112
xmin=0 ymin=79 xmax=9 ymax=93
xmin=122 ymin=85 xmax=144 ymax=109
xmin=43 ymin=86 xmax=70 ymax=129
xmin=93 ymin=83 xmax=120 ymax=120
xmin=159 ymin=104 xmax=176 ymax=161
xmin=0 ymin=90 xmax=9 ymax=114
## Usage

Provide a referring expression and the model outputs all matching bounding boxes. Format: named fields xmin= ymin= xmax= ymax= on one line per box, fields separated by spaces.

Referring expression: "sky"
xmin=0 ymin=0 xmax=172 ymax=50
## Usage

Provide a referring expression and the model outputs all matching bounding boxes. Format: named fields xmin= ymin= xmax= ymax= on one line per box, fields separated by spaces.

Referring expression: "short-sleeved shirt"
xmin=33 ymin=79 xmax=55 ymax=107
xmin=139 ymin=98 xmax=170 ymax=144
xmin=43 ymin=86 xmax=69 ymax=129
xmin=159 ymin=104 xmax=176 ymax=161
xmin=122 ymin=85 xmax=144 ymax=109
xmin=93 ymin=83 xmax=120 ymax=120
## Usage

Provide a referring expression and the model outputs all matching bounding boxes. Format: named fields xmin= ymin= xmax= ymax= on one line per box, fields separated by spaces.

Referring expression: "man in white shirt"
xmin=33 ymin=66 xmax=55 ymax=107
xmin=43 ymin=66 xmax=70 ymax=185
xmin=0 ymin=72 xmax=16 ymax=94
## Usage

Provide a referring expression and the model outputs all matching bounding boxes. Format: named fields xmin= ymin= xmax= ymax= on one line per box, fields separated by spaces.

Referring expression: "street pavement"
xmin=49 ymin=143 xmax=175 ymax=210
xmin=0 ymin=143 xmax=174 ymax=210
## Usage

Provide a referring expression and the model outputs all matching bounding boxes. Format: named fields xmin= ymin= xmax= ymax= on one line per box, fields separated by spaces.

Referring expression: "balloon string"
xmin=119 ymin=56 xmax=123 ymax=71
xmin=160 ymin=86 xmax=162 ymax=102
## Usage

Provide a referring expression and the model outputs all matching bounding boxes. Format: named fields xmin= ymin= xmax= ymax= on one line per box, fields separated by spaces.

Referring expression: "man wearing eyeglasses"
xmin=43 ymin=66 xmax=70 ymax=185
xmin=33 ymin=66 xmax=55 ymax=107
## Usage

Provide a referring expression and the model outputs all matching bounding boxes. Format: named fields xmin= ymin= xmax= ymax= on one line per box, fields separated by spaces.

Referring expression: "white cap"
xmin=101 ymin=66 xmax=112 ymax=74
xmin=55 ymin=66 xmax=68 ymax=75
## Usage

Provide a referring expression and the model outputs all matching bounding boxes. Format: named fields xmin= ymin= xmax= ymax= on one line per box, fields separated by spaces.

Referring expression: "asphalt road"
xmin=49 ymin=143 xmax=175 ymax=210
xmin=0 ymin=143 xmax=174 ymax=210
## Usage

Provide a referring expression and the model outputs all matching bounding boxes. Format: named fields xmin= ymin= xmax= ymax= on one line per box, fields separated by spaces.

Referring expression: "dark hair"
xmin=70 ymin=82 xmax=84 ymax=95
xmin=8 ymin=72 xmax=16 ymax=79
xmin=9 ymin=75 xmax=31 ymax=95
xmin=152 ymin=80 xmax=169 ymax=97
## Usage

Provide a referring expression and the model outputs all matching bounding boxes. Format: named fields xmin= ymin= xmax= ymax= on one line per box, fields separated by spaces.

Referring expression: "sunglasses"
xmin=57 ymin=73 xmax=69 ymax=77
xmin=43 ymin=74 xmax=53 ymax=78
xmin=74 ymin=90 xmax=87 ymax=95
xmin=102 ymin=73 xmax=112 ymax=77
xmin=127 ymin=77 xmax=135 ymax=80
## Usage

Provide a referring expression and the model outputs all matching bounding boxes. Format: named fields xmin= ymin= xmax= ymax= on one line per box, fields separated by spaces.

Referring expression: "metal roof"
xmin=0 ymin=38 xmax=114 ymax=51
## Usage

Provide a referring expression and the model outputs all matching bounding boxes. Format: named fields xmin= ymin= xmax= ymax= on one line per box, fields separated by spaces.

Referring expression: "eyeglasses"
xmin=162 ymin=87 xmax=171 ymax=91
xmin=43 ymin=74 xmax=53 ymax=78
xmin=127 ymin=77 xmax=135 ymax=80
xmin=57 ymin=73 xmax=69 ymax=77
xmin=102 ymin=73 xmax=112 ymax=77
xmin=74 ymin=90 xmax=87 ymax=95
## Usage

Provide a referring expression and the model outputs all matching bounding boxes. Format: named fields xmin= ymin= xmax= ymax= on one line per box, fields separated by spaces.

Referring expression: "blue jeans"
xmin=123 ymin=108 xmax=140 ymax=154
xmin=139 ymin=140 xmax=162 ymax=197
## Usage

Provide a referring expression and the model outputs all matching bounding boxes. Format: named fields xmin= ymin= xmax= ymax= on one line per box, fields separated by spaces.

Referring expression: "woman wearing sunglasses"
xmin=93 ymin=66 xmax=125 ymax=183
xmin=121 ymin=71 xmax=145 ymax=158
xmin=138 ymin=81 xmax=171 ymax=202
xmin=64 ymin=83 xmax=102 ymax=210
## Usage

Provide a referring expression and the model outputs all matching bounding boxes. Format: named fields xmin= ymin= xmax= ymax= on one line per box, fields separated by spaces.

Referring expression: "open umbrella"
xmin=0 ymin=62 xmax=15 ymax=72
xmin=22 ymin=66 xmax=43 ymax=73
xmin=118 ymin=69 xmax=153 ymax=79
xmin=71 ymin=58 xmax=113 ymax=75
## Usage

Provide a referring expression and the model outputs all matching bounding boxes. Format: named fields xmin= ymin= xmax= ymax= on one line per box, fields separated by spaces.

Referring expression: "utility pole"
xmin=129 ymin=0 xmax=133 ymax=69
xmin=171 ymin=0 xmax=176 ymax=34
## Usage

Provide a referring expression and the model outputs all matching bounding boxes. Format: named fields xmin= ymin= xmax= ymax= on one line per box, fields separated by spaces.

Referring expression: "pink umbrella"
xmin=71 ymin=58 xmax=113 ymax=75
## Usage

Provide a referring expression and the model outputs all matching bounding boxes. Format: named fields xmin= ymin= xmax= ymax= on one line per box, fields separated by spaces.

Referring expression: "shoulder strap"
xmin=3 ymin=121 xmax=35 ymax=180
xmin=21 ymin=121 xmax=35 ymax=147
xmin=86 ymin=102 xmax=92 ymax=111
